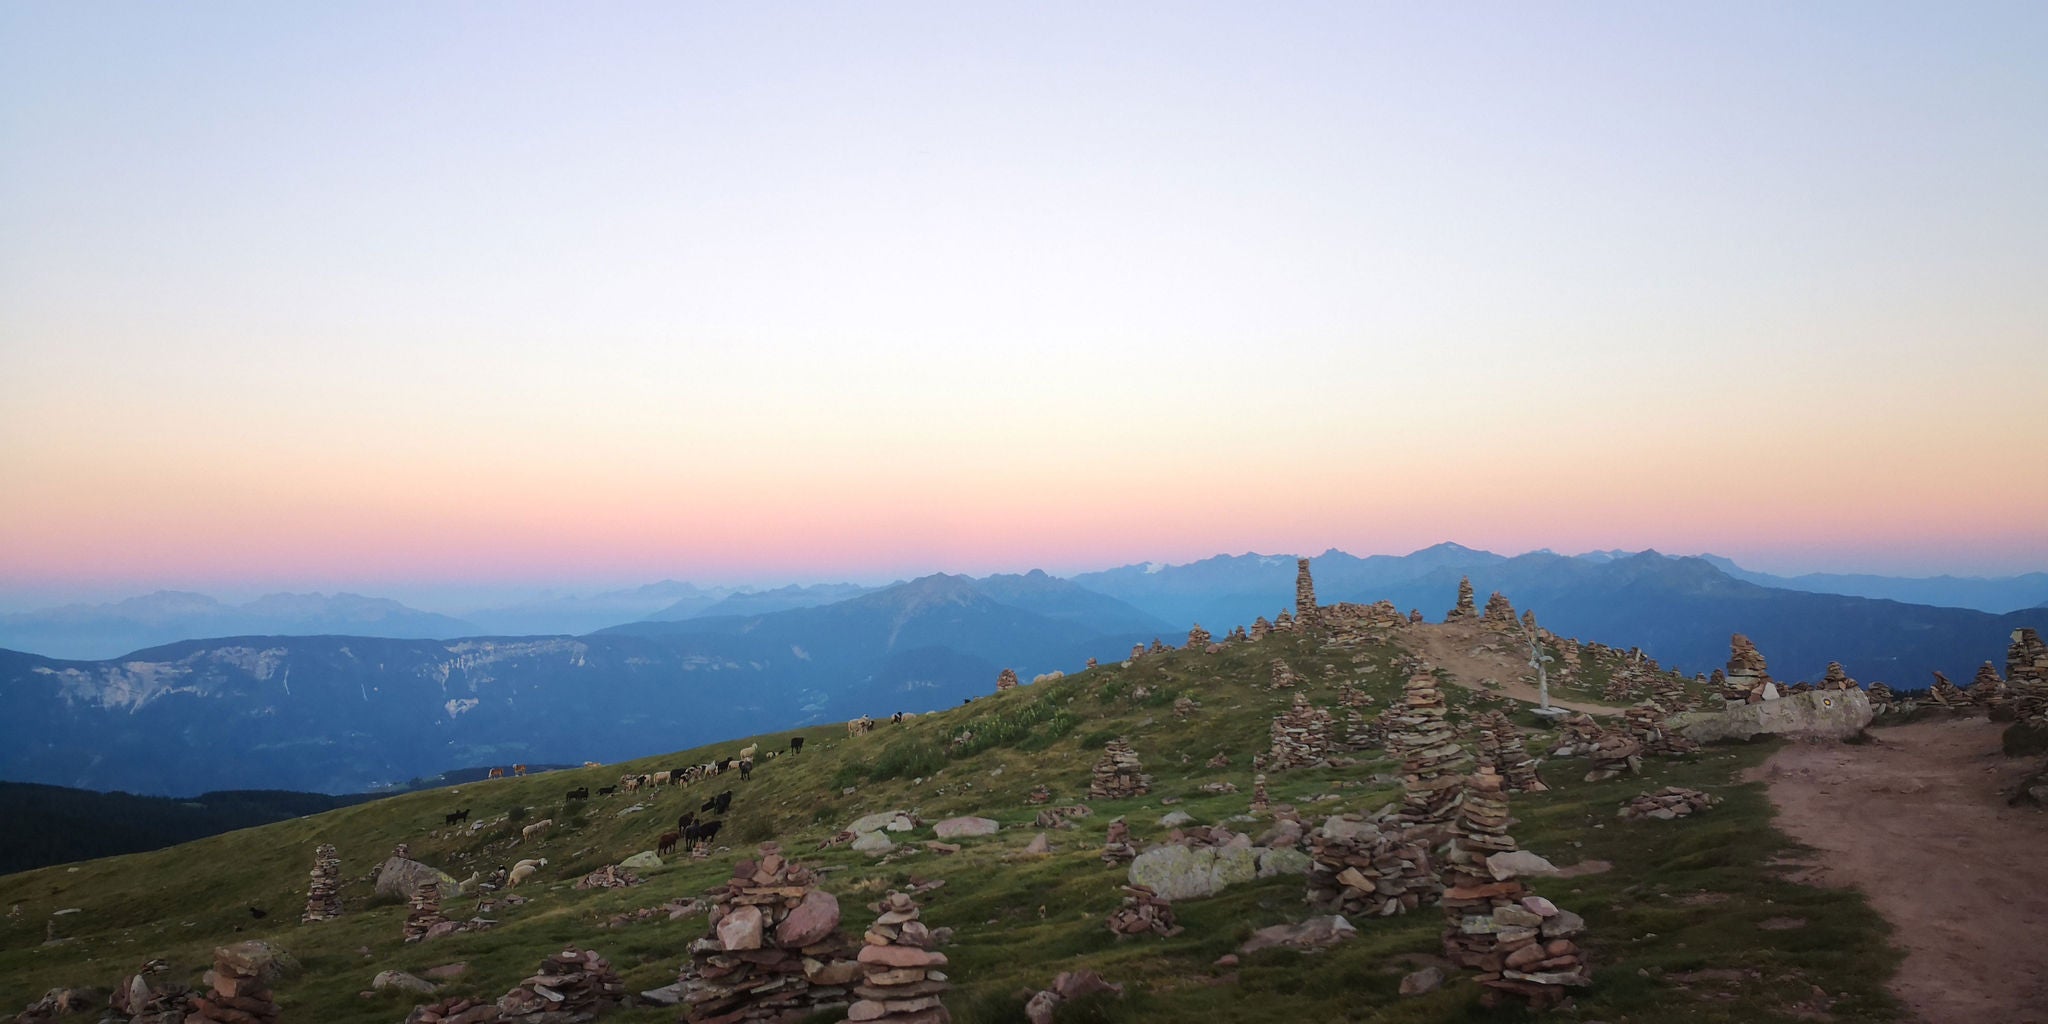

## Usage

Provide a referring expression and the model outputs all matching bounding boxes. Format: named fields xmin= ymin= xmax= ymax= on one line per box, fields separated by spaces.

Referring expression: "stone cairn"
xmin=1583 ymin=729 xmax=1645 ymax=782
xmin=1185 ymin=624 xmax=1211 ymax=649
xmin=1440 ymin=768 xmax=1591 ymax=1009
xmin=1250 ymin=774 xmax=1270 ymax=813
xmin=1650 ymin=672 xmax=1693 ymax=711
xmin=1410 ymin=609 xmax=1425 ymax=624
xmin=1171 ymin=695 xmax=1199 ymax=720
xmin=1820 ymin=662 xmax=1857 ymax=690
xmin=1274 ymin=609 xmax=1296 ymax=631
xmin=851 ymin=891 xmax=951 ymax=1024
xmin=403 ymin=880 xmax=446 ymax=943
xmin=302 ymin=843 xmax=342 ymax=922
xmin=1867 ymin=682 xmax=1896 ymax=709
xmin=1269 ymin=659 xmax=1299 ymax=690
xmin=1447 ymin=576 xmax=1478 ymax=621
xmin=1619 ymin=787 xmax=1719 ymax=821
xmin=1251 ymin=616 xmax=1272 ymax=640
xmin=110 ymin=959 xmax=191 ymax=1022
xmin=1337 ymin=683 xmax=1379 ymax=750
xmin=1622 ymin=703 xmax=1697 ymax=757
xmin=1930 ymin=671 xmax=1968 ymax=708
xmin=188 ymin=944 xmax=281 ymax=1024
xmin=1101 ymin=819 xmax=1138 ymax=864
xmin=2011 ymin=628 xmax=2048 ymax=724
xmin=1296 ymin=557 xmax=1318 ymax=623
xmin=995 ymin=668 xmax=1019 ymax=692
xmin=1387 ymin=673 xmax=1471 ymax=827
xmin=1724 ymin=634 xmax=1775 ymax=702
xmin=1105 ymin=885 xmax=1180 ymax=938
xmin=1088 ymin=739 xmax=1150 ymax=799
xmin=1268 ymin=693 xmax=1335 ymax=770
xmin=1472 ymin=711 xmax=1547 ymax=793
xmin=678 ymin=845 xmax=861 ymax=1023
xmin=1482 ymin=591 xmax=1518 ymax=629
xmin=495 ymin=947 xmax=626 ymax=1022
xmin=1305 ymin=816 xmax=1439 ymax=917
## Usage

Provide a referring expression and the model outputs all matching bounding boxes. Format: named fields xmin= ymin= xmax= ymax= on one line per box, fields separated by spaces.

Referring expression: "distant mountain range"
xmin=1691 ymin=557 xmax=2048 ymax=614
xmin=0 ymin=572 xmax=1165 ymax=795
xmin=0 ymin=592 xmax=480 ymax=662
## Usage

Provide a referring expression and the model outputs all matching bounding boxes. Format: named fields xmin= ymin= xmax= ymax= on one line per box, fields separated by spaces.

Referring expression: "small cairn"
xmin=1472 ymin=711 xmax=1547 ymax=793
xmin=1446 ymin=576 xmax=1478 ymax=621
xmin=1185 ymin=623 xmax=1211 ymax=649
xmin=1650 ymin=672 xmax=1694 ymax=711
xmin=1481 ymin=591 xmax=1518 ymax=629
xmin=1622 ymin=702 xmax=1697 ymax=757
xmin=850 ymin=891 xmax=951 ymax=1024
xmin=1275 ymin=609 xmax=1296 ymax=631
xmin=1338 ymin=683 xmax=1380 ymax=751
xmin=1100 ymin=819 xmax=1138 ymax=864
xmin=1269 ymin=659 xmax=1300 ymax=690
xmin=1619 ymin=787 xmax=1719 ymax=821
xmin=1583 ymin=729 xmax=1645 ymax=782
xmin=1172 ymin=695 xmax=1200 ymax=720
xmin=111 ymin=959 xmax=191 ymax=1021
xmin=1026 ymin=785 xmax=1052 ymax=805
xmin=1251 ymin=616 xmax=1272 ymax=640
xmin=1149 ymin=638 xmax=1170 ymax=654
xmin=403 ymin=880 xmax=446 ymax=942
xmin=1296 ymin=557 xmax=1318 ymax=623
xmin=1868 ymin=682 xmax=1896 ymax=709
xmin=1724 ymin=634 xmax=1775 ymax=702
xmin=1250 ymin=774 xmax=1270 ymax=813
xmin=995 ymin=668 xmax=1019 ymax=692
xmin=496 ymin=947 xmax=625 ymax=1022
xmin=2012 ymin=628 xmax=2048 ymax=724
xmin=1549 ymin=714 xmax=1603 ymax=756
xmin=1105 ymin=885 xmax=1180 ymax=938
xmin=1088 ymin=739 xmax=1150 ymax=800
xmin=677 ymin=845 xmax=861 ymax=1023
xmin=573 ymin=864 xmax=642 ymax=889
xmin=1439 ymin=768 xmax=1590 ymax=1009
xmin=1305 ymin=816 xmax=1440 ymax=917
xmin=302 ymin=843 xmax=342 ymax=922
xmin=1820 ymin=662 xmax=1857 ymax=690
xmin=1387 ymin=673 xmax=1471 ymax=826
xmin=1930 ymin=671 xmax=1968 ymax=708
xmin=1268 ymin=693 xmax=1335 ymax=770
xmin=188 ymin=943 xmax=280 ymax=1024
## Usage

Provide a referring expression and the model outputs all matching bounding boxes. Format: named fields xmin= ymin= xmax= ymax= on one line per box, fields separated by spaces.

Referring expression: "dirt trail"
xmin=1758 ymin=717 xmax=2048 ymax=1024
xmin=1402 ymin=622 xmax=1617 ymax=717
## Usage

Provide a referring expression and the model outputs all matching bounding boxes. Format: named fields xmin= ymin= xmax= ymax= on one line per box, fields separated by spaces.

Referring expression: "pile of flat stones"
xmin=850 ymin=891 xmax=950 ymax=1024
xmin=303 ymin=843 xmax=343 ymax=922
xmin=403 ymin=880 xmax=446 ymax=942
xmin=1267 ymin=693 xmax=1335 ymax=770
xmin=187 ymin=943 xmax=281 ymax=1024
xmin=1250 ymin=774 xmax=1270 ymax=813
xmin=1969 ymin=663 xmax=2010 ymax=714
xmin=1867 ymin=682 xmax=1896 ymax=708
xmin=2008 ymin=628 xmax=2048 ymax=724
xmin=1618 ymin=787 xmax=1719 ymax=821
xmin=1622 ymin=703 xmax=1697 ymax=757
xmin=1724 ymin=634 xmax=1777 ymax=702
xmin=1269 ymin=659 xmax=1300 ymax=689
xmin=1296 ymin=558 xmax=1318 ymax=622
xmin=1549 ymin=714 xmax=1603 ymax=757
xmin=1305 ymin=815 xmax=1439 ymax=917
xmin=1820 ymin=662 xmax=1857 ymax=690
xmin=995 ymin=669 xmax=1018 ymax=692
xmin=494 ymin=947 xmax=626 ymax=1023
xmin=1172 ymin=695 xmax=1200 ymax=720
xmin=1930 ymin=672 xmax=1968 ymax=708
xmin=1447 ymin=576 xmax=1478 ymax=621
xmin=1088 ymin=740 xmax=1150 ymax=800
xmin=1388 ymin=673 xmax=1472 ymax=826
xmin=1100 ymin=820 xmax=1137 ymax=864
xmin=573 ymin=864 xmax=642 ymax=890
xmin=1185 ymin=624 xmax=1211 ymax=649
xmin=677 ymin=845 xmax=862 ymax=1023
xmin=1472 ymin=711 xmax=1546 ymax=793
xmin=1104 ymin=885 xmax=1181 ymax=938
xmin=1440 ymin=768 xmax=1590 ymax=1009
xmin=1482 ymin=591 xmax=1518 ymax=629
xmin=1582 ymin=730 xmax=1645 ymax=782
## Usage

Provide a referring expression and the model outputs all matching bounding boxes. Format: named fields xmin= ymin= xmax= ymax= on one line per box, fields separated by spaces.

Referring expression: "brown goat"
xmin=657 ymin=830 xmax=681 ymax=857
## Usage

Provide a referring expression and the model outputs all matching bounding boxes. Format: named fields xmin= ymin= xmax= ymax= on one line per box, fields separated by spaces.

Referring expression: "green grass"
xmin=0 ymin=627 xmax=1902 ymax=1023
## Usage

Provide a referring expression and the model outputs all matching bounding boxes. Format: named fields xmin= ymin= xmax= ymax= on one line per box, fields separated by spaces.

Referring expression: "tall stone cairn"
xmin=1185 ymin=624 xmax=1211 ymax=650
xmin=1338 ymin=683 xmax=1379 ymax=751
xmin=995 ymin=669 xmax=1019 ymax=692
xmin=1447 ymin=576 xmax=1478 ymax=621
xmin=1295 ymin=557 xmax=1318 ymax=623
xmin=849 ymin=891 xmax=951 ymax=1024
xmin=1820 ymin=662 xmax=1857 ymax=691
xmin=302 ymin=844 xmax=342 ymax=923
xmin=497 ymin=947 xmax=626 ymax=1021
xmin=1388 ymin=673 xmax=1472 ymax=826
xmin=402 ymin=880 xmax=445 ymax=943
xmin=1472 ymin=711 xmax=1547 ymax=793
xmin=1929 ymin=671 xmax=1967 ymax=708
xmin=1269 ymin=659 xmax=1300 ymax=690
xmin=1481 ymin=592 xmax=1518 ymax=629
xmin=1250 ymin=616 xmax=1272 ymax=640
xmin=1088 ymin=739 xmax=1150 ymax=799
xmin=1440 ymin=767 xmax=1591 ymax=1010
xmin=1101 ymin=819 xmax=1137 ymax=864
xmin=1724 ymin=634 xmax=1774 ymax=702
xmin=1305 ymin=815 xmax=1440 ymax=917
xmin=679 ymin=845 xmax=861 ymax=1023
xmin=2008 ymin=628 xmax=2048 ymax=724
xmin=1268 ymin=693 xmax=1335 ymax=770
xmin=188 ymin=943 xmax=281 ymax=1024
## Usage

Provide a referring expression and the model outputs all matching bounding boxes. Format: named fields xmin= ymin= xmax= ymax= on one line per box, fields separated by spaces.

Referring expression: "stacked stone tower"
xmin=302 ymin=844 xmax=342 ymax=923
xmin=1295 ymin=557 xmax=1318 ymax=623
xmin=1447 ymin=576 xmax=1478 ymax=621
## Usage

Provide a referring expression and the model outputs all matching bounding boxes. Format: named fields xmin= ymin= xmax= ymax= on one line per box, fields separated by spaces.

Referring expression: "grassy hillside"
xmin=0 ymin=625 xmax=1900 ymax=1023
xmin=0 ymin=785 xmax=377 ymax=876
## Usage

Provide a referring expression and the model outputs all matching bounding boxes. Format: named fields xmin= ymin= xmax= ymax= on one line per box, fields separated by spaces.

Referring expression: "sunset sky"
xmin=3 ymin=3 xmax=2045 ymax=607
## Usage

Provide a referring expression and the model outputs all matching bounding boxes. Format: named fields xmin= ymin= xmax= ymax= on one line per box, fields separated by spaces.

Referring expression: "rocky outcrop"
xmin=1673 ymin=687 xmax=1873 ymax=742
xmin=375 ymin=857 xmax=461 ymax=902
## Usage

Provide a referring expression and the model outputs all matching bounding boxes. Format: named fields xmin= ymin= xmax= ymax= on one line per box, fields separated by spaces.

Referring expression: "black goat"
xmin=596 ymin=785 xmax=617 ymax=797
xmin=738 ymin=760 xmax=753 ymax=781
xmin=565 ymin=786 xmax=590 ymax=801
xmin=715 ymin=757 xmax=733 ymax=773
xmin=788 ymin=736 xmax=805 ymax=754
xmin=677 ymin=810 xmax=696 ymax=833
xmin=714 ymin=789 xmax=733 ymax=815
xmin=444 ymin=808 xmax=469 ymax=825
xmin=684 ymin=819 xmax=724 ymax=844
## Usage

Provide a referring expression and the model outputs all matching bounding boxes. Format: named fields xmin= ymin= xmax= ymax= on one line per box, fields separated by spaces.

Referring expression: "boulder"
xmin=214 ymin=939 xmax=299 ymax=982
xmin=1128 ymin=844 xmax=1260 ymax=900
xmin=717 ymin=904 xmax=765 ymax=950
xmin=1485 ymin=850 xmax=1559 ymax=880
xmin=374 ymin=858 xmax=461 ymax=901
xmin=619 ymin=850 xmax=664 ymax=870
xmin=851 ymin=831 xmax=895 ymax=853
xmin=1158 ymin=810 xmax=1195 ymax=827
xmin=933 ymin=816 xmax=1000 ymax=838
xmin=1255 ymin=847 xmax=1313 ymax=878
xmin=847 ymin=810 xmax=906 ymax=835
xmin=1399 ymin=966 xmax=1445 ymax=996
xmin=1672 ymin=688 xmax=1872 ymax=742
xmin=371 ymin=970 xmax=438 ymax=994
xmin=774 ymin=889 xmax=841 ymax=948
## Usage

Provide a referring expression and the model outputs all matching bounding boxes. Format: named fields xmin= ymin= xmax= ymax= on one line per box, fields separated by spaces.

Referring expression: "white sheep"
xmin=508 ymin=857 xmax=548 ymax=887
xmin=737 ymin=743 xmax=758 ymax=760
xmin=520 ymin=818 xmax=553 ymax=842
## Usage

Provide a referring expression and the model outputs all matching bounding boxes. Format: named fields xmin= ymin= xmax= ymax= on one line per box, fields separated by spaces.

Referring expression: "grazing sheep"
xmin=737 ymin=743 xmax=758 ymax=760
xmin=788 ymin=736 xmax=806 ymax=754
xmin=620 ymin=775 xmax=640 ymax=793
xmin=508 ymin=857 xmax=548 ymax=887
xmin=520 ymin=818 xmax=553 ymax=842
xmin=657 ymin=831 xmax=680 ymax=857
xmin=847 ymin=715 xmax=874 ymax=737
xmin=444 ymin=808 xmax=469 ymax=825
xmin=651 ymin=770 xmax=672 ymax=787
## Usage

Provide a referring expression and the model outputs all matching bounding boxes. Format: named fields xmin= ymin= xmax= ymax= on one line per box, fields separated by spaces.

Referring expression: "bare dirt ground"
xmin=1758 ymin=716 xmax=2048 ymax=1023
xmin=1404 ymin=621 xmax=1618 ymax=717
